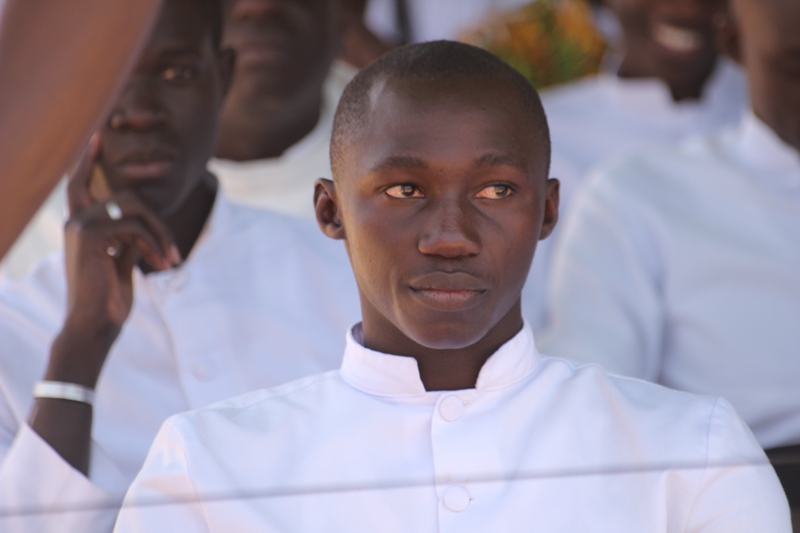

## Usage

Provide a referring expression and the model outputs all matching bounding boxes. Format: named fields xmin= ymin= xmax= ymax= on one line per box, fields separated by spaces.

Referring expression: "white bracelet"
xmin=33 ymin=381 xmax=95 ymax=405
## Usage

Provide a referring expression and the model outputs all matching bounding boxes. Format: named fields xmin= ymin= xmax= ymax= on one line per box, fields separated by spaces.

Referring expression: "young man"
xmin=0 ymin=1 xmax=359 ymax=531
xmin=114 ymin=41 xmax=789 ymax=532
xmin=210 ymin=0 xmax=357 ymax=218
xmin=521 ymin=0 xmax=748 ymax=332
xmin=541 ymin=0 xmax=800 ymax=514
xmin=0 ymin=0 xmax=354 ymax=279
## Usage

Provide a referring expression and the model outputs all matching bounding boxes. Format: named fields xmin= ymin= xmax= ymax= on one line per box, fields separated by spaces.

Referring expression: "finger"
xmin=108 ymin=221 xmax=172 ymax=271
xmin=80 ymin=218 xmax=171 ymax=271
xmin=67 ymin=133 xmax=102 ymax=216
xmin=112 ymin=192 xmax=181 ymax=265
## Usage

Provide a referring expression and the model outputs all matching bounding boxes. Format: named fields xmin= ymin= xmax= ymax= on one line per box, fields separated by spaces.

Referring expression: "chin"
xmin=397 ymin=315 xmax=492 ymax=351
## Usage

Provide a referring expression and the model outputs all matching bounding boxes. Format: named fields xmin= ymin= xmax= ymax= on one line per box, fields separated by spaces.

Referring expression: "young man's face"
xmin=100 ymin=0 xmax=231 ymax=216
xmin=607 ymin=0 xmax=725 ymax=86
xmin=325 ymin=79 xmax=557 ymax=351
xmin=221 ymin=0 xmax=339 ymax=100
xmin=729 ymin=0 xmax=800 ymax=151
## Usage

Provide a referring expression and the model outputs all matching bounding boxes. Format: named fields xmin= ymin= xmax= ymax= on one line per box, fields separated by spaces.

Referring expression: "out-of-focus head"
xmin=100 ymin=0 xmax=233 ymax=216
xmin=720 ymin=0 xmax=800 ymax=151
xmin=605 ymin=0 xmax=726 ymax=98
xmin=221 ymin=0 xmax=341 ymax=101
xmin=317 ymin=41 xmax=558 ymax=352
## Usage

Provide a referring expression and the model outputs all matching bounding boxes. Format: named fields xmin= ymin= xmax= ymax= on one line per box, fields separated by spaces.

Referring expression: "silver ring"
xmin=105 ymin=200 xmax=123 ymax=221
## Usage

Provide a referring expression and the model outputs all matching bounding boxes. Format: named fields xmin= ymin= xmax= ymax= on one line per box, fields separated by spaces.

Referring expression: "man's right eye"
xmin=385 ymin=184 xmax=424 ymax=199
xmin=161 ymin=65 xmax=197 ymax=82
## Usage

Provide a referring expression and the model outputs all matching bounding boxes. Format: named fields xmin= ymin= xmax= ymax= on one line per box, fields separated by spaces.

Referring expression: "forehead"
xmin=350 ymin=77 xmax=545 ymax=173
xmin=146 ymin=0 xmax=213 ymax=52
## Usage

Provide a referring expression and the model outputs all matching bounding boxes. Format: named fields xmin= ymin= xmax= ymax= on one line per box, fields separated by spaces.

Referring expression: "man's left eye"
xmin=161 ymin=66 xmax=197 ymax=81
xmin=475 ymin=184 xmax=513 ymax=199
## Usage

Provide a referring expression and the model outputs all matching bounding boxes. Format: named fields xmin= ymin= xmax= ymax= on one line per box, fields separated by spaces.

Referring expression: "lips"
xmin=652 ymin=22 xmax=705 ymax=54
xmin=408 ymin=272 xmax=488 ymax=311
xmin=115 ymin=150 xmax=176 ymax=180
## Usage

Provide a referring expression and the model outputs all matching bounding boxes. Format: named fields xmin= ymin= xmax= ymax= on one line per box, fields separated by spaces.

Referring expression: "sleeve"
xmin=0 ymin=424 xmax=119 ymax=533
xmin=685 ymin=398 xmax=791 ymax=532
xmin=114 ymin=420 xmax=210 ymax=533
xmin=538 ymin=166 xmax=666 ymax=380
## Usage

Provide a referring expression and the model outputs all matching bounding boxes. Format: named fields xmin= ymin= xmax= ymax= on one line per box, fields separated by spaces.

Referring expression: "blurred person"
xmin=0 ymin=0 xmax=161 ymax=264
xmin=210 ymin=0 xmax=358 ymax=218
xmin=521 ymin=0 xmax=747 ymax=331
xmin=541 ymin=0 xmax=800 ymax=515
xmin=115 ymin=41 xmax=788 ymax=533
xmin=0 ymin=1 xmax=359 ymax=530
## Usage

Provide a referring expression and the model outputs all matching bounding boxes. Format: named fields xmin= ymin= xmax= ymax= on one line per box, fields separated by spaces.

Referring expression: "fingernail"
xmin=169 ymin=245 xmax=182 ymax=265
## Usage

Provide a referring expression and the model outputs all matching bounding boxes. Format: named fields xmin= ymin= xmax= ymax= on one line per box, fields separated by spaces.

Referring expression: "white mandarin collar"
xmin=134 ymin=187 xmax=235 ymax=285
xmin=735 ymin=111 xmax=800 ymax=186
xmin=340 ymin=322 xmax=540 ymax=400
xmin=601 ymin=59 xmax=744 ymax=119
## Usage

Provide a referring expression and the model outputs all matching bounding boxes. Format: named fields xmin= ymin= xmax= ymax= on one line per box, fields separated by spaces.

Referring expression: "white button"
xmin=442 ymin=485 xmax=470 ymax=512
xmin=439 ymin=395 xmax=464 ymax=422
xmin=193 ymin=362 xmax=214 ymax=381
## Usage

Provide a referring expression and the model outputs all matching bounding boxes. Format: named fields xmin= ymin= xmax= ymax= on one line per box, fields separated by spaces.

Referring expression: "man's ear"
xmin=314 ymin=178 xmax=346 ymax=240
xmin=218 ymin=47 xmax=237 ymax=99
xmin=716 ymin=7 xmax=742 ymax=65
xmin=539 ymin=178 xmax=560 ymax=241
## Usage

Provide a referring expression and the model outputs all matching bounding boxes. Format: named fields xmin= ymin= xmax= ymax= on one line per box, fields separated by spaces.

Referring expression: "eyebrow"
xmin=369 ymin=156 xmax=429 ymax=173
xmin=474 ymin=153 xmax=527 ymax=172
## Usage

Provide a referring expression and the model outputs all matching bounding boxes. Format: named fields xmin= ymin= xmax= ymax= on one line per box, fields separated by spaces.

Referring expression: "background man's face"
xmin=732 ymin=0 xmax=800 ymax=150
xmin=222 ymin=0 xmax=338 ymax=99
xmin=607 ymin=0 xmax=725 ymax=85
xmin=335 ymin=79 xmax=555 ymax=351
xmin=100 ymin=0 xmax=228 ymax=216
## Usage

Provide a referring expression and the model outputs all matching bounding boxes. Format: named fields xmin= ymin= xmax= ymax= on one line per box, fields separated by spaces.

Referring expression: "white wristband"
xmin=33 ymin=381 xmax=95 ymax=405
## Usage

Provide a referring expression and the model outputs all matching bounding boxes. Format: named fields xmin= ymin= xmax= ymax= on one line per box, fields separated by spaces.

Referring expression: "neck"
xmin=140 ymin=174 xmax=217 ymax=273
xmin=215 ymin=86 xmax=324 ymax=162
xmin=616 ymin=53 xmax=717 ymax=102
xmin=361 ymin=305 xmax=524 ymax=391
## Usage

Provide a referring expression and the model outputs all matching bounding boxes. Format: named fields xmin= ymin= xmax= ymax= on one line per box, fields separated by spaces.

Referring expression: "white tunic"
xmin=0 ymin=192 xmax=361 ymax=532
xmin=208 ymin=61 xmax=357 ymax=219
xmin=541 ymin=112 xmax=800 ymax=449
xmin=521 ymin=59 xmax=748 ymax=333
xmin=114 ymin=324 xmax=789 ymax=532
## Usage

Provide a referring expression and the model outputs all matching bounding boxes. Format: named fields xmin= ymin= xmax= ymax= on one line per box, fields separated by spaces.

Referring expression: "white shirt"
xmin=520 ymin=60 xmax=748 ymax=334
xmin=209 ymin=61 xmax=357 ymax=219
xmin=0 ymin=192 xmax=361 ymax=532
xmin=541 ymin=112 xmax=800 ymax=450
xmin=115 ymin=323 xmax=789 ymax=532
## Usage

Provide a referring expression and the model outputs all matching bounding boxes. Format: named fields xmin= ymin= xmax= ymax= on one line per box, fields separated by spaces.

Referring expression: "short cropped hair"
xmin=330 ymin=40 xmax=551 ymax=180
xmin=202 ymin=0 xmax=224 ymax=47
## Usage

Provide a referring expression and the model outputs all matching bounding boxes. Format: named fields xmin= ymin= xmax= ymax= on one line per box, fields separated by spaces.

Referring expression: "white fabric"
xmin=521 ymin=59 xmax=748 ymax=333
xmin=115 ymin=323 xmax=789 ymax=532
xmin=209 ymin=61 xmax=357 ymax=219
xmin=0 ymin=180 xmax=66 ymax=280
xmin=365 ymin=0 xmax=532 ymax=43
xmin=0 ymin=191 xmax=361 ymax=532
xmin=540 ymin=112 xmax=800 ymax=449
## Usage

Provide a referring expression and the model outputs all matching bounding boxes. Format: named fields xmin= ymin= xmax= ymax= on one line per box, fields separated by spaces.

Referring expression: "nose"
xmin=108 ymin=81 xmax=168 ymax=131
xmin=659 ymin=0 xmax=723 ymax=20
xmin=228 ymin=0 xmax=286 ymax=20
xmin=417 ymin=198 xmax=482 ymax=259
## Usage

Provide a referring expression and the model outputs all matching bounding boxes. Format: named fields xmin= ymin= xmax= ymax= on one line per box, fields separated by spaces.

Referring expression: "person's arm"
xmin=27 ymin=136 xmax=178 ymax=476
xmin=0 ymin=0 xmax=162 ymax=261
xmin=685 ymin=398 xmax=791 ymax=532
xmin=538 ymin=164 xmax=666 ymax=379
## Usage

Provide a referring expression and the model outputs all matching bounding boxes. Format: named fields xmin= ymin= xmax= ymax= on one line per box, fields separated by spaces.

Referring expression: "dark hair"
xmin=203 ymin=0 xmax=224 ymax=47
xmin=330 ymin=40 xmax=551 ymax=179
